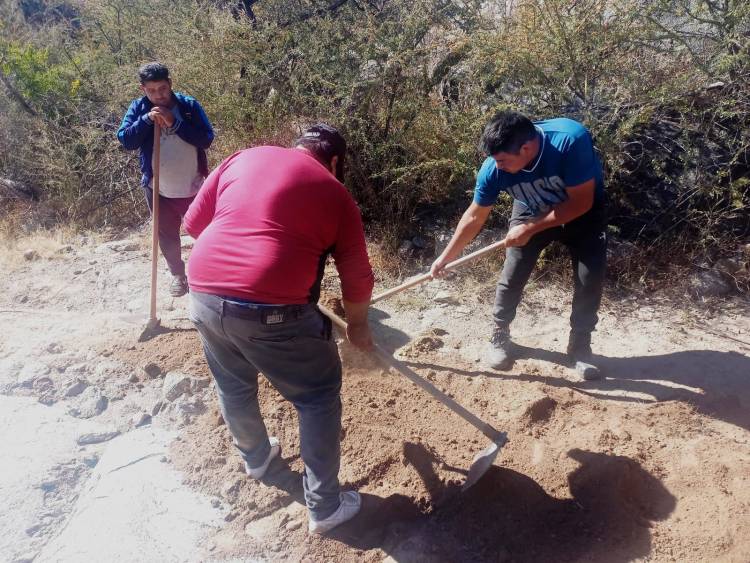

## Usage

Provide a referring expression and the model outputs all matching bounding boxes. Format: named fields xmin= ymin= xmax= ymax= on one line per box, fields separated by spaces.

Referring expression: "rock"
xmin=162 ymin=372 xmax=192 ymax=401
xmin=64 ymin=379 xmax=89 ymax=397
xmin=177 ymin=396 xmax=205 ymax=415
xmin=56 ymin=244 xmax=74 ymax=254
xmin=180 ymin=234 xmax=195 ymax=249
xmin=68 ymin=386 xmax=108 ymax=418
xmin=398 ymin=239 xmax=415 ymax=258
xmin=220 ymin=477 xmax=243 ymax=500
xmin=191 ymin=376 xmax=211 ymax=393
xmin=143 ymin=362 xmax=162 ymax=378
xmin=17 ymin=362 xmax=51 ymax=387
xmin=128 ymin=373 xmax=140 ymax=383
xmin=433 ymin=290 xmax=458 ymax=305
xmin=151 ymin=400 xmax=164 ymax=416
xmin=285 ymin=519 xmax=303 ymax=531
xmin=606 ymin=238 xmax=638 ymax=265
xmin=689 ymin=269 xmax=733 ymax=298
xmin=714 ymin=257 xmax=743 ymax=275
xmin=96 ymin=240 xmax=140 ymax=253
xmin=131 ymin=412 xmax=152 ymax=428
xmin=45 ymin=342 xmax=63 ymax=354
xmin=76 ymin=430 xmax=120 ymax=445
xmin=83 ymin=454 xmax=100 ymax=468
xmin=23 ymin=249 xmax=40 ymax=261
xmin=210 ymin=498 xmax=221 ymax=508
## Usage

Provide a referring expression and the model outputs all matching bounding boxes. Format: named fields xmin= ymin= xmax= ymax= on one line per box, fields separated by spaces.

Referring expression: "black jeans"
xmin=493 ymin=200 xmax=607 ymax=335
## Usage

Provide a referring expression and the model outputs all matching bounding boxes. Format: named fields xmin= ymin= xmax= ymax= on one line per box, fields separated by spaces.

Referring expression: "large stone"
xmin=433 ymin=290 xmax=459 ymax=305
xmin=162 ymin=372 xmax=192 ymax=402
xmin=64 ymin=379 xmax=89 ymax=398
xmin=142 ymin=362 xmax=162 ymax=379
xmin=23 ymin=249 xmax=40 ymax=261
xmin=68 ymin=386 xmax=108 ymax=419
xmin=688 ymin=269 xmax=733 ymax=298
xmin=76 ymin=430 xmax=120 ymax=445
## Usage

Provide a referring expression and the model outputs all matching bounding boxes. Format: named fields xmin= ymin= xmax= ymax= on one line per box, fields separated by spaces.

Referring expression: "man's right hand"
xmin=430 ymin=254 xmax=451 ymax=278
xmin=346 ymin=321 xmax=373 ymax=350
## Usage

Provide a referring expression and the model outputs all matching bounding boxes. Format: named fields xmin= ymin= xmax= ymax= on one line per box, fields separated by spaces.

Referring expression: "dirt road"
xmin=1 ymin=234 xmax=748 ymax=562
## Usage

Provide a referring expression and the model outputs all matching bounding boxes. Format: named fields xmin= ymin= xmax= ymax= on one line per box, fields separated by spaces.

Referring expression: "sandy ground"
xmin=1 ymin=233 xmax=749 ymax=562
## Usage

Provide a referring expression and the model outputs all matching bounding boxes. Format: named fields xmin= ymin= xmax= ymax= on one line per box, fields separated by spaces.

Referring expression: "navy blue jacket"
xmin=117 ymin=92 xmax=214 ymax=187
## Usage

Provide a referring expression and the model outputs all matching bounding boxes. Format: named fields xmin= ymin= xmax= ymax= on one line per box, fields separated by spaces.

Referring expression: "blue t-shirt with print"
xmin=474 ymin=118 xmax=604 ymax=215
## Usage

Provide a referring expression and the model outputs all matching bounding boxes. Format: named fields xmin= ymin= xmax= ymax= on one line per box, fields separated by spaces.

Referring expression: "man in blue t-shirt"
xmin=431 ymin=111 xmax=607 ymax=380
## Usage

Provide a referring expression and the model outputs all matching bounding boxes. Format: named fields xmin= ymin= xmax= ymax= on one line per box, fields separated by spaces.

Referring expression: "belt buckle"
xmin=263 ymin=310 xmax=285 ymax=325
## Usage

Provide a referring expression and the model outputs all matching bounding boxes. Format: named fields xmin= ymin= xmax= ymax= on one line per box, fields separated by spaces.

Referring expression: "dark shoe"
xmin=567 ymin=331 xmax=601 ymax=381
xmin=170 ymin=274 xmax=189 ymax=297
xmin=486 ymin=326 xmax=514 ymax=370
xmin=308 ymin=491 xmax=362 ymax=535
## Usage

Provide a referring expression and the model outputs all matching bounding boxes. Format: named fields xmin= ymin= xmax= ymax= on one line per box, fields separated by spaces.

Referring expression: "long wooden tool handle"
xmin=371 ymin=238 xmax=507 ymax=303
xmin=149 ymin=124 xmax=161 ymax=323
xmin=318 ymin=303 xmax=502 ymax=442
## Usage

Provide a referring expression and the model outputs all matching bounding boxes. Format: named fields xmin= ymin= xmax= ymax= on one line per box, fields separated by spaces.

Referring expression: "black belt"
xmin=193 ymin=291 xmax=312 ymax=325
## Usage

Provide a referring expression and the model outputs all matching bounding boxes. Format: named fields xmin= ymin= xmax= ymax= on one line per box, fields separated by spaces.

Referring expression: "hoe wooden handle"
xmin=371 ymin=238 xmax=507 ymax=304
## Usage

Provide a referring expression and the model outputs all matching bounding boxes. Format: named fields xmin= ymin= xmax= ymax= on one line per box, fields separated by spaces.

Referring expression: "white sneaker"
xmin=308 ymin=491 xmax=362 ymax=535
xmin=244 ymin=437 xmax=280 ymax=479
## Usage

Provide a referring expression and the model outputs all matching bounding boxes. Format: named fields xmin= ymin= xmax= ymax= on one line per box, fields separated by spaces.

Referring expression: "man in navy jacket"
xmin=117 ymin=62 xmax=214 ymax=296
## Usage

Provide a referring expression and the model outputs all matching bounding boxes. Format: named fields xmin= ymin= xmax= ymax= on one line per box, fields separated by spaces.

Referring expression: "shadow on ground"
xmin=407 ymin=347 xmax=750 ymax=432
xmin=262 ymin=443 xmax=675 ymax=562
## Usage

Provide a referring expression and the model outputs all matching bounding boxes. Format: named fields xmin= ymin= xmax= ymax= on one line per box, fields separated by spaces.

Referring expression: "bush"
xmin=0 ymin=0 xmax=747 ymax=272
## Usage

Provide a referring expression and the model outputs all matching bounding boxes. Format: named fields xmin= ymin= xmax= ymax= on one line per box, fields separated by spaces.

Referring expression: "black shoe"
xmin=567 ymin=331 xmax=601 ymax=380
xmin=486 ymin=326 xmax=514 ymax=370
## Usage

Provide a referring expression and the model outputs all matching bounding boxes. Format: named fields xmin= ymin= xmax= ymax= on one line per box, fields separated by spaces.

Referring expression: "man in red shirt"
xmin=184 ymin=124 xmax=374 ymax=535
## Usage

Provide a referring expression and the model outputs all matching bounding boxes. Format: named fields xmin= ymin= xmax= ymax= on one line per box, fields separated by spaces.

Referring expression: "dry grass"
xmin=0 ymin=217 xmax=104 ymax=272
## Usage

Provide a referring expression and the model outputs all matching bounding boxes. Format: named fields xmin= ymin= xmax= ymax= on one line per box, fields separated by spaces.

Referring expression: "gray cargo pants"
xmin=188 ymin=291 xmax=343 ymax=521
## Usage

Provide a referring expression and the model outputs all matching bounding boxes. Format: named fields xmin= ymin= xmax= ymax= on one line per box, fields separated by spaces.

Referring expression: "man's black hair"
xmin=295 ymin=123 xmax=347 ymax=181
xmin=138 ymin=62 xmax=170 ymax=84
xmin=480 ymin=111 xmax=537 ymax=155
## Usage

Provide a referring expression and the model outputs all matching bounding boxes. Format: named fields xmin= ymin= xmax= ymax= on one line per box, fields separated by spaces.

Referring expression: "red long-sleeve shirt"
xmin=184 ymin=146 xmax=374 ymax=304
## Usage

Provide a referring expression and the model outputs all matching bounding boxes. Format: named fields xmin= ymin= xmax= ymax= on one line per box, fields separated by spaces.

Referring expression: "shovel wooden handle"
xmin=318 ymin=303 xmax=502 ymax=442
xmin=149 ymin=124 xmax=161 ymax=324
xmin=371 ymin=238 xmax=507 ymax=303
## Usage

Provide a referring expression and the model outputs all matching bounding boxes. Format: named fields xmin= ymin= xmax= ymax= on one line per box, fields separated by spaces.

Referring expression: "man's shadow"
xmin=406 ymin=345 xmax=750 ymax=432
xmin=261 ymin=442 xmax=675 ymax=562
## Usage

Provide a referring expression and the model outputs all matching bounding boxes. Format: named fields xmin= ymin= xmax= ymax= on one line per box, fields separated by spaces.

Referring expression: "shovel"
xmin=372 ymin=237 xmax=507 ymax=303
xmin=139 ymin=123 xmax=162 ymax=342
xmin=318 ymin=303 xmax=508 ymax=491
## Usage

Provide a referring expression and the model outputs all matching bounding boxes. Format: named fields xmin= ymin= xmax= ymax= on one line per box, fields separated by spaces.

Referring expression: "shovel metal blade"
xmin=462 ymin=433 xmax=508 ymax=491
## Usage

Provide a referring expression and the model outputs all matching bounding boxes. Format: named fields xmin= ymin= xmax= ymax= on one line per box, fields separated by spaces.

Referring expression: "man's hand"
xmin=505 ymin=223 xmax=535 ymax=247
xmin=430 ymin=254 xmax=451 ymax=278
xmin=346 ymin=321 xmax=373 ymax=350
xmin=148 ymin=106 xmax=175 ymax=128
xmin=341 ymin=299 xmax=373 ymax=350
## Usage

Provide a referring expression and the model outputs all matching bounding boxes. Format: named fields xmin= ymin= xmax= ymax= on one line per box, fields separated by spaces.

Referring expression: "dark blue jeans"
xmin=188 ymin=292 xmax=343 ymax=520
xmin=493 ymin=201 xmax=607 ymax=334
